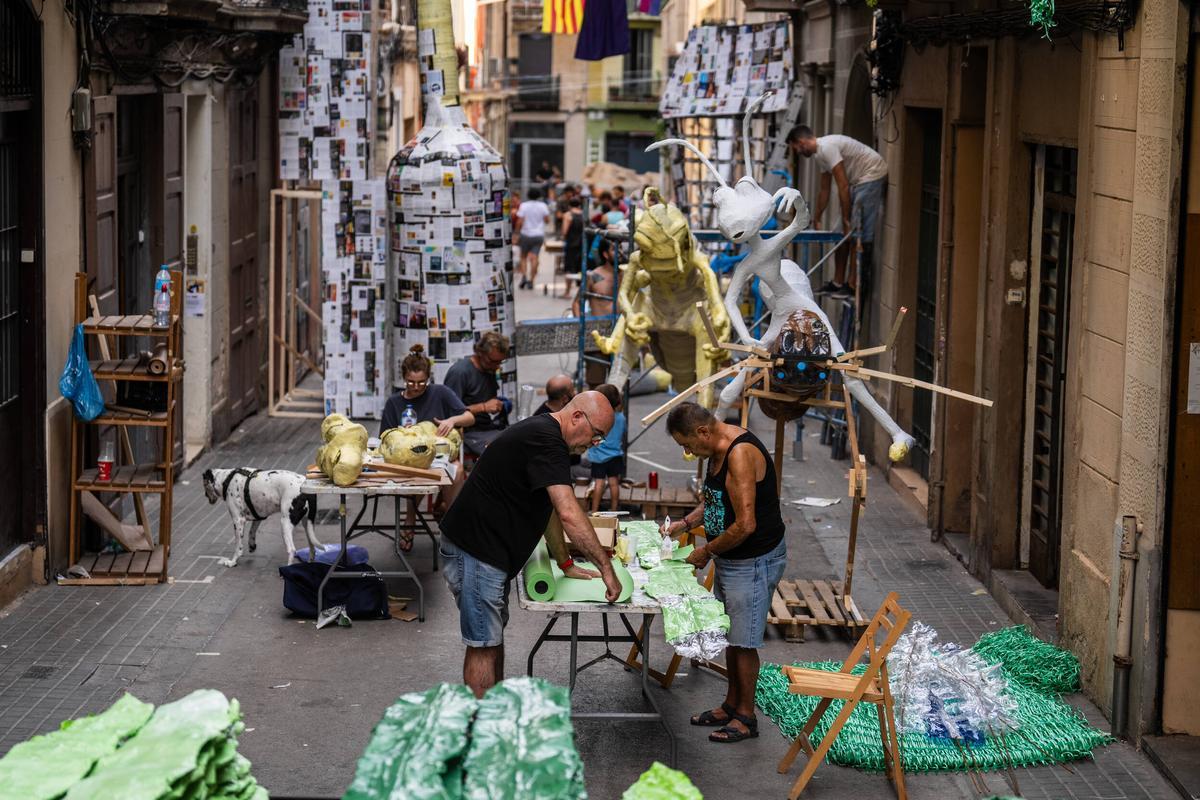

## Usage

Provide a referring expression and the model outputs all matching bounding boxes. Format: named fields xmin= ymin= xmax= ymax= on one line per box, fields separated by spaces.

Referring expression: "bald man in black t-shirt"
xmin=439 ymin=391 xmax=622 ymax=697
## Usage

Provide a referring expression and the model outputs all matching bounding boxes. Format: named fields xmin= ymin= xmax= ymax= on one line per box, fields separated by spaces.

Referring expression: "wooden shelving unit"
xmin=61 ymin=271 xmax=184 ymax=586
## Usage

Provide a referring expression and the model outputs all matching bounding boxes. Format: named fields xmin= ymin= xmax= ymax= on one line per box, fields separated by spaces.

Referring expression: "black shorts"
xmin=590 ymin=457 xmax=625 ymax=479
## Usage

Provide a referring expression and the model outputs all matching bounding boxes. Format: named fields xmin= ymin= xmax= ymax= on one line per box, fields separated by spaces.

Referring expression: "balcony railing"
xmin=604 ymin=72 xmax=662 ymax=106
xmin=513 ymin=74 xmax=560 ymax=110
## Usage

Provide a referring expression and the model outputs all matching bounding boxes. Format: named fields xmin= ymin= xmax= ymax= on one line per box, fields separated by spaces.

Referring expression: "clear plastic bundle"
xmin=887 ymin=622 xmax=1018 ymax=742
xmin=657 ymin=595 xmax=729 ymax=661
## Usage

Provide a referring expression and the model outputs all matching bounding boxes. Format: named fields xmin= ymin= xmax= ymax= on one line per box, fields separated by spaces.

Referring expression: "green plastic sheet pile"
xmin=621 ymin=521 xmax=669 ymax=569
xmin=0 ymin=691 xmax=263 ymax=800
xmin=641 ymin=557 xmax=728 ymax=661
xmin=343 ymin=683 xmax=477 ymax=800
xmin=970 ymin=625 xmax=1081 ymax=695
xmin=0 ymin=693 xmax=154 ymax=800
xmin=757 ymin=625 xmax=1111 ymax=774
xmin=463 ymin=677 xmax=586 ymax=800
xmin=66 ymin=690 xmax=266 ymax=800
xmin=621 ymin=762 xmax=703 ymax=800
xmin=346 ymin=677 xmax=586 ymax=800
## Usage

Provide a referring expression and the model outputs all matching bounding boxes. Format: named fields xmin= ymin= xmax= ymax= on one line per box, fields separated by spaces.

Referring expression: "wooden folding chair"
xmin=776 ymin=592 xmax=911 ymax=800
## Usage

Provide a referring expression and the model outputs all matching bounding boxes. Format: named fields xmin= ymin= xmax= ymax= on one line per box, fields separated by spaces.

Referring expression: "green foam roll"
xmin=524 ymin=539 xmax=634 ymax=603
xmin=525 ymin=539 xmax=557 ymax=601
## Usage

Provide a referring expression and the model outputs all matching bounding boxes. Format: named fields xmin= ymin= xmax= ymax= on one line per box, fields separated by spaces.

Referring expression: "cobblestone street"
xmin=0 ymin=376 xmax=1178 ymax=798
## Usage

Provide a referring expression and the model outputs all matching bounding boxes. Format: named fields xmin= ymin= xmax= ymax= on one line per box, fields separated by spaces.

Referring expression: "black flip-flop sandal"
xmin=691 ymin=702 xmax=735 ymax=727
xmin=398 ymin=531 xmax=415 ymax=552
xmin=709 ymin=712 xmax=759 ymax=743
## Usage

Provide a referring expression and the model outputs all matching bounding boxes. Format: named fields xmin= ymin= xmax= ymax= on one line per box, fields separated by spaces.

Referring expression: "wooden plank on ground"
xmin=813 ymin=580 xmax=847 ymax=625
xmin=92 ymin=554 xmax=116 ymax=575
xmin=798 ymin=580 xmax=834 ymax=625
xmin=76 ymin=554 xmax=99 ymax=573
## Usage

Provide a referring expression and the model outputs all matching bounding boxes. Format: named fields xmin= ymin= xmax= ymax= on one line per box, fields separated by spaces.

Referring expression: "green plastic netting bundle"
xmin=622 ymin=762 xmax=703 ymax=799
xmin=971 ymin=625 xmax=1081 ymax=695
xmin=1030 ymin=0 xmax=1056 ymax=38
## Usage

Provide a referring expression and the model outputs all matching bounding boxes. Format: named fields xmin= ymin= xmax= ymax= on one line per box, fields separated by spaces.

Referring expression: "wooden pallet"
xmin=769 ymin=579 xmax=868 ymax=642
xmin=573 ymin=483 xmax=697 ymax=518
xmin=59 ymin=546 xmax=167 ymax=586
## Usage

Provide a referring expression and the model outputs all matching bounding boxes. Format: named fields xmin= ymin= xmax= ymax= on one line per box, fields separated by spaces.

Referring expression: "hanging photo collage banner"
xmin=659 ymin=21 xmax=793 ymax=119
xmin=279 ymin=0 xmax=390 ymax=418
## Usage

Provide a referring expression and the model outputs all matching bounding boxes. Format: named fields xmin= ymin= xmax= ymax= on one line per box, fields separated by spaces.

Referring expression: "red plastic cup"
xmin=97 ymin=441 xmax=114 ymax=482
xmin=648 ymin=471 xmax=658 ymax=490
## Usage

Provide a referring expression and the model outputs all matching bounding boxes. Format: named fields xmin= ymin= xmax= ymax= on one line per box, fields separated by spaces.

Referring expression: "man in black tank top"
xmin=663 ymin=402 xmax=788 ymax=744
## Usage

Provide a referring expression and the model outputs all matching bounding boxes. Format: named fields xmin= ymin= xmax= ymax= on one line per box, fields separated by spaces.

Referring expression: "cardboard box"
xmin=566 ymin=514 xmax=618 ymax=549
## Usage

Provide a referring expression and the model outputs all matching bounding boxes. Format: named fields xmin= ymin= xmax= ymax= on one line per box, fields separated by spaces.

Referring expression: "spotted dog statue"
xmin=202 ymin=468 xmax=321 ymax=567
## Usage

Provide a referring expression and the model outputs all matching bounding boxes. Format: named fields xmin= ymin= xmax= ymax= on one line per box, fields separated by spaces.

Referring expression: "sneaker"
xmin=831 ymin=284 xmax=855 ymax=299
xmin=814 ymin=280 xmax=842 ymax=296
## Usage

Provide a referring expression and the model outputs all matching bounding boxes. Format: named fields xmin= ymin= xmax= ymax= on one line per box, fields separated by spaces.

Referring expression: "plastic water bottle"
xmin=153 ymin=286 xmax=171 ymax=328
xmin=400 ymin=404 xmax=417 ymax=427
xmin=154 ymin=265 xmax=171 ymax=296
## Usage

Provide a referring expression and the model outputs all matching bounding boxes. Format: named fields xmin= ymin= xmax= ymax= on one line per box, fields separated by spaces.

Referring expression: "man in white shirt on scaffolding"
xmin=787 ymin=127 xmax=888 ymax=301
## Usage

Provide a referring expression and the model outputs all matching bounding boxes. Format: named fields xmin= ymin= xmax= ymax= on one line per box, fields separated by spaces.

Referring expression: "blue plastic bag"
xmin=59 ymin=324 xmax=104 ymax=421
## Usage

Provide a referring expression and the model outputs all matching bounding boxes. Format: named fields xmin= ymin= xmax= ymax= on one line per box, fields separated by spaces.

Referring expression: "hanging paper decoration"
xmin=659 ymin=22 xmax=792 ymax=118
xmin=387 ymin=0 xmax=516 ymax=397
xmin=279 ymin=0 xmax=389 ymax=419
xmin=543 ymin=0 xmax=584 ymax=35
xmin=574 ymin=0 xmax=630 ymax=61
xmin=1029 ymin=0 xmax=1056 ymax=38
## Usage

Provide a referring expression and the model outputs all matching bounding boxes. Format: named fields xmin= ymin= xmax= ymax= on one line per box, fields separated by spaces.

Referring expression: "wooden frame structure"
xmin=776 ymin=592 xmax=912 ymax=800
xmin=641 ymin=305 xmax=990 ymax=637
xmin=63 ymin=272 xmax=183 ymax=585
xmin=268 ymin=187 xmax=325 ymax=419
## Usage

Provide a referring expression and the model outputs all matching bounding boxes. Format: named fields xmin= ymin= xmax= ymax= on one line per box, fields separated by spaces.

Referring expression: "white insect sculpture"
xmin=646 ymin=93 xmax=919 ymax=462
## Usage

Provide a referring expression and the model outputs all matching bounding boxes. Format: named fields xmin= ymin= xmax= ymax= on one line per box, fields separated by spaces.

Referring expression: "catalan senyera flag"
xmin=542 ymin=0 xmax=584 ymax=35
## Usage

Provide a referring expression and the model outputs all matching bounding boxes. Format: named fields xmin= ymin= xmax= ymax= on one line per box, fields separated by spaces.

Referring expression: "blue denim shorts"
xmin=440 ymin=537 xmax=511 ymax=647
xmin=850 ymin=177 xmax=885 ymax=244
xmin=713 ymin=538 xmax=787 ymax=648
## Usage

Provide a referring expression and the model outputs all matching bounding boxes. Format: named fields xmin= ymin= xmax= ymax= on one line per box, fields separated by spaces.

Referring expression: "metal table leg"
xmin=568 ymin=613 xmax=579 ymax=691
xmin=393 ymin=496 xmax=425 ymax=622
xmin=527 ymin=614 xmax=560 ymax=676
xmin=316 ymin=493 xmax=349 ymax=617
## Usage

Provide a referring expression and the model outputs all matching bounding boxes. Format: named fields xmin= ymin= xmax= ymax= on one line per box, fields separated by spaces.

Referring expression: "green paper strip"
xmin=524 ymin=539 xmax=634 ymax=603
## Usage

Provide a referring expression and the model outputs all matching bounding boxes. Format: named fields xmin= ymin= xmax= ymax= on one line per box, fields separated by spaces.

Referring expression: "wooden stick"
xmin=853 ymin=365 xmax=993 ymax=407
xmin=268 ymin=191 xmax=277 ymax=416
xmin=89 ymin=295 xmax=149 ymax=533
xmin=273 ymin=334 xmax=325 ymax=378
xmin=641 ymin=364 xmax=739 ymax=426
xmin=720 ymin=341 xmax=771 ymax=358
xmin=695 ymin=301 xmax=720 ymax=347
xmin=884 ymin=307 xmax=908 ymax=350
xmin=836 ymin=344 xmax=888 ymax=362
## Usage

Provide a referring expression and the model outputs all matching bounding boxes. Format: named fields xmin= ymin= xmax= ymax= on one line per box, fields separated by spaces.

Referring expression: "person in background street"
xmin=516 ymin=187 xmax=552 ymax=290
xmin=555 ymin=183 xmax=578 ymax=231
xmin=535 ymin=161 xmax=555 ymax=200
xmin=534 ymin=374 xmax=576 ymax=416
xmin=573 ymin=237 xmax=615 ymax=318
xmin=590 ymin=191 xmax=614 ymax=225
xmin=587 ymin=383 xmax=626 ymax=512
xmin=440 ymin=391 xmax=622 ymax=697
xmin=611 ymin=184 xmax=629 ymax=214
xmin=561 ymin=197 xmax=585 ymax=279
xmin=787 ymin=126 xmax=888 ymax=300
xmin=662 ymin=402 xmax=787 ymax=744
xmin=380 ymin=345 xmax=474 ymax=526
xmin=445 ymin=331 xmax=511 ymax=456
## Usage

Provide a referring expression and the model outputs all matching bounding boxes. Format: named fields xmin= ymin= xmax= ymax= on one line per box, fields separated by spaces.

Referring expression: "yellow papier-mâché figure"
xmin=591 ymin=188 xmax=730 ymax=408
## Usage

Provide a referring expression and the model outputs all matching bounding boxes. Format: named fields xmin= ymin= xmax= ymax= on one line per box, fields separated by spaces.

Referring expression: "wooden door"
xmin=911 ymin=111 xmax=942 ymax=480
xmin=0 ymin=9 xmax=40 ymax=556
xmin=154 ymin=93 xmax=185 ymax=470
xmin=1026 ymin=145 xmax=1076 ymax=589
xmin=228 ymin=84 xmax=260 ymax=424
